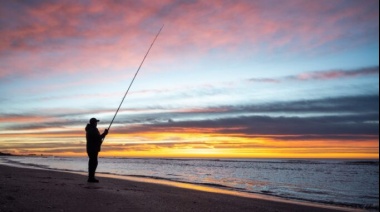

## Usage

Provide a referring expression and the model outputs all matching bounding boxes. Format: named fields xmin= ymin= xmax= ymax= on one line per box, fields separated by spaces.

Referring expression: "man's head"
xmin=89 ymin=118 xmax=99 ymax=126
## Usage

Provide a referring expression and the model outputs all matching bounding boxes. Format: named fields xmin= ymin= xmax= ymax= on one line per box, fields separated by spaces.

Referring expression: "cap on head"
xmin=89 ymin=118 xmax=100 ymax=124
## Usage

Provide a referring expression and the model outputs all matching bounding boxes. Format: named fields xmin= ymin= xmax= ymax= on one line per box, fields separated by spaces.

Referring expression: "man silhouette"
xmin=85 ymin=118 xmax=108 ymax=183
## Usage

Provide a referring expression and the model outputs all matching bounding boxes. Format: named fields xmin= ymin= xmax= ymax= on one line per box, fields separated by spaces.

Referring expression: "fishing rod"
xmin=106 ymin=25 xmax=164 ymax=133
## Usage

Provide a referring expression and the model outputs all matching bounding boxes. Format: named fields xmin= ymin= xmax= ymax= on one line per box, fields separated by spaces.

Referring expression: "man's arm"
xmin=100 ymin=129 xmax=109 ymax=139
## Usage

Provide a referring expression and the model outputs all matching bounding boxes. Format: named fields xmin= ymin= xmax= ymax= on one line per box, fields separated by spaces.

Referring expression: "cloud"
xmin=0 ymin=114 xmax=57 ymax=123
xmin=9 ymin=65 xmax=376 ymax=109
xmin=229 ymin=94 xmax=379 ymax=114
xmin=0 ymin=0 xmax=378 ymax=79
xmin=107 ymin=94 xmax=379 ymax=140
xmin=1 ymin=94 xmax=378 ymax=136
xmin=248 ymin=66 xmax=379 ymax=83
xmin=121 ymin=113 xmax=378 ymax=139
xmin=110 ymin=94 xmax=379 ymax=125
xmin=0 ymin=0 xmax=163 ymax=79
xmin=291 ymin=67 xmax=379 ymax=81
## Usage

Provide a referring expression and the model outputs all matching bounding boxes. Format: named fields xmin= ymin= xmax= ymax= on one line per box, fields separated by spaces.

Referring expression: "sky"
xmin=0 ymin=0 xmax=378 ymax=159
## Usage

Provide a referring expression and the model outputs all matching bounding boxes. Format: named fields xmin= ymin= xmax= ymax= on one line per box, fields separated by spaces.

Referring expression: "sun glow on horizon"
xmin=1 ymin=131 xmax=378 ymax=159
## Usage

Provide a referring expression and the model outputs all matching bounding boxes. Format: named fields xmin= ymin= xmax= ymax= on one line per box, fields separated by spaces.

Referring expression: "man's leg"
xmin=87 ymin=152 xmax=99 ymax=182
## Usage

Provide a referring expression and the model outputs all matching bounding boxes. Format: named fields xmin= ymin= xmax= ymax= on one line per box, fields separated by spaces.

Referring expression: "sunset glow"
xmin=0 ymin=0 xmax=378 ymax=159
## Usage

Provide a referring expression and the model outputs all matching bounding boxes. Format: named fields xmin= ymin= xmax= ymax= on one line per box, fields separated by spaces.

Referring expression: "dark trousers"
xmin=87 ymin=151 xmax=98 ymax=179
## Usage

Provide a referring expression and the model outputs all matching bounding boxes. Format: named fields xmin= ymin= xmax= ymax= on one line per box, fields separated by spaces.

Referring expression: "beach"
xmin=0 ymin=164 xmax=357 ymax=212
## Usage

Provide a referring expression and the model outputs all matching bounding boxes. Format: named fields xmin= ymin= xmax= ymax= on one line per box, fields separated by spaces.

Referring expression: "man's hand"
xmin=104 ymin=129 xmax=109 ymax=136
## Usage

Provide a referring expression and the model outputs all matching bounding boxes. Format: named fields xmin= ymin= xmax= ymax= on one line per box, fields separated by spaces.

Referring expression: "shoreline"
xmin=0 ymin=163 xmax=361 ymax=212
xmin=1 ymin=158 xmax=372 ymax=210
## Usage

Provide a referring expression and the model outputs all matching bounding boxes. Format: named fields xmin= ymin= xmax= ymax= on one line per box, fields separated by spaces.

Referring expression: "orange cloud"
xmin=0 ymin=115 xmax=58 ymax=123
xmin=1 ymin=127 xmax=378 ymax=159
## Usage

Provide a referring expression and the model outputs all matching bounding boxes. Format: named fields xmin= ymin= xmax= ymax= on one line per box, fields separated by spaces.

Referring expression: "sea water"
xmin=1 ymin=156 xmax=378 ymax=209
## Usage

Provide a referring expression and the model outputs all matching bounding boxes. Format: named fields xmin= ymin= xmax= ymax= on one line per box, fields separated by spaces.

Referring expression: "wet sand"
xmin=0 ymin=164 xmax=357 ymax=212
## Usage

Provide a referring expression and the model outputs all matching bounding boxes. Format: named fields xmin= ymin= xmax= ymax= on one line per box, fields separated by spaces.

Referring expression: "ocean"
xmin=1 ymin=156 xmax=378 ymax=210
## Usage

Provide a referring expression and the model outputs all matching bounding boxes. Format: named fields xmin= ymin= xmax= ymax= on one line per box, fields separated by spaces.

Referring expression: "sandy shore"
xmin=0 ymin=164 xmax=357 ymax=212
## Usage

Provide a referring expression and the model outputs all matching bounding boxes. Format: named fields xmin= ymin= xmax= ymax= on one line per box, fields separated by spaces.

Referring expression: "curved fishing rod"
xmin=107 ymin=25 xmax=164 ymax=133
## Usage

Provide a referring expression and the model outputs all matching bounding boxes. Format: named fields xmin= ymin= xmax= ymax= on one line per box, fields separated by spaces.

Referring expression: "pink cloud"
xmin=0 ymin=0 xmax=378 ymax=80
xmin=293 ymin=67 xmax=379 ymax=81
xmin=247 ymin=66 xmax=379 ymax=83
xmin=0 ymin=1 xmax=164 ymax=78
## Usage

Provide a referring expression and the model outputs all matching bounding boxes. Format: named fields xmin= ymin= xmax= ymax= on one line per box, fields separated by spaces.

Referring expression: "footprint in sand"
xmin=6 ymin=195 xmax=15 ymax=201
xmin=83 ymin=185 xmax=102 ymax=189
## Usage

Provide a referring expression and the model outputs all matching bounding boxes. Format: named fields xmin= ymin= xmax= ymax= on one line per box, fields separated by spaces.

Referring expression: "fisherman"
xmin=85 ymin=118 xmax=108 ymax=183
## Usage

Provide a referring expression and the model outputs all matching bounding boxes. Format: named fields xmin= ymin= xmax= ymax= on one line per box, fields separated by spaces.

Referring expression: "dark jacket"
xmin=85 ymin=124 xmax=106 ymax=153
